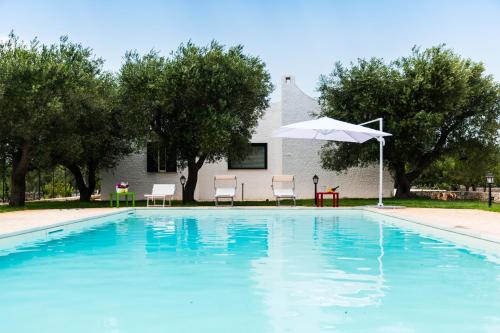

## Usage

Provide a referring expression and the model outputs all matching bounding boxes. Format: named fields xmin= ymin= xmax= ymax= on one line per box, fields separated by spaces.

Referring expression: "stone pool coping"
xmin=365 ymin=207 xmax=500 ymax=257
xmin=0 ymin=208 xmax=131 ymax=239
xmin=1 ymin=206 xmax=499 ymax=256
xmin=367 ymin=207 xmax=500 ymax=243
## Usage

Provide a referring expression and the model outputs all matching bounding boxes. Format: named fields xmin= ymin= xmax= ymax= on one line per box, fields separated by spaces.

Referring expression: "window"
xmin=146 ymin=142 xmax=177 ymax=173
xmin=228 ymin=143 xmax=267 ymax=169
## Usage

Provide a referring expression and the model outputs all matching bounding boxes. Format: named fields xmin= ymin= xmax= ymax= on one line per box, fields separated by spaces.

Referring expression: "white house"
xmin=101 ymin=76 xmax=393 ymax=201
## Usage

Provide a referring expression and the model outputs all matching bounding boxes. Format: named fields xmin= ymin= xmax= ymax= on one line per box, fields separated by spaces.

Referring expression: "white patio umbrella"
xmin=273 ymin=117 xmax=392 ymax=206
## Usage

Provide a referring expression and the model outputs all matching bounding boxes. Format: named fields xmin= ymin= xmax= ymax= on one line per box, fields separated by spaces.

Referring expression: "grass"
xmin=1 ymin=197 xmax=499 ymax=213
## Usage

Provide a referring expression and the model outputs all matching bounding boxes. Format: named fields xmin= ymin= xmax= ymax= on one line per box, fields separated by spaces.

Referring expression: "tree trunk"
xmin=394 ymin=168 xmax=412 ymax=198
xmin=86 ymin=162 xmax=97 ymax=201
xmin=66 ymin=162 xmax=97 ymax=202
xmin=183 ymin=156 xmax=206 ymax=202
xmin=9 ymin=146 xmax=30 ymax=207
xmin=183 ymin=169 xmax=198 ymax=203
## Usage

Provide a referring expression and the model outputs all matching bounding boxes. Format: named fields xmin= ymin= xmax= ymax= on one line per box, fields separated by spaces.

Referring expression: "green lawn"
xmin=1 ymin=197 xmax=499 ymax=213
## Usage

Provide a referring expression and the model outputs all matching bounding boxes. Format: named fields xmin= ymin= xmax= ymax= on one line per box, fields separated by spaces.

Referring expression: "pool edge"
xmin=364 ymin=207 xmax=500 ymax=258
xmin=0 ymin=208 xmax=134 ymax=240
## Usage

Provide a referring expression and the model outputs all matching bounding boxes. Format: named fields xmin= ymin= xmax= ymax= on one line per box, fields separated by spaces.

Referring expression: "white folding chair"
xmin=214 ymin=175 xmax=237 ymax=206
xmin=145 ymin=184 xmax=176 ymax=207
xmin=271 ymin=175 xmax=296 ymax=206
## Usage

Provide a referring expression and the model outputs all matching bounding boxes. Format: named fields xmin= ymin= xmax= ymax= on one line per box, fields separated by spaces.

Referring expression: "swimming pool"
xmin=0 ymin=209 xmax=499 ymax=332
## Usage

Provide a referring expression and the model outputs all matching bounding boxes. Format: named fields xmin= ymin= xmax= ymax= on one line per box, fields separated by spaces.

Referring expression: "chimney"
xmin=282 ymin=75 xmax=295 ymax=86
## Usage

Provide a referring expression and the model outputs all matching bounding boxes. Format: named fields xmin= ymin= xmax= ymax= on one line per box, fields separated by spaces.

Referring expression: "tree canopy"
xmin=0 ymin=34 xmax=136 ymax=205
xmin=119 ymin=41 xmax=273 ymax=201
xmin=0 ymin=34 xmax=65 ymax=206
xmin=49 ymin=70 xmax=137 ymax=201
xmin=415 ymin=139 xmax=500 ymax=191
xmin=318 ymin=45 xmax=500 ymax=197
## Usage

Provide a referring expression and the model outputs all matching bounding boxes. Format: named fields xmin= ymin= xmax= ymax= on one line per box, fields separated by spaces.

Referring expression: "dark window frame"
xmin=146 ymin=141 xmax=177 ymax=173
xmin=228 ymin=143 xmax=268 ymax=170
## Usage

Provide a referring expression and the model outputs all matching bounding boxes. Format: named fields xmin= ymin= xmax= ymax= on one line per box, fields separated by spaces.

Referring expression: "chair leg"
xmin=147 ymin=197 xmax=149 ymax=207
xmin=293 ymin=197 xmax=296 ymax=207
xmin=231 ymin=197 xmax=233 ymax=207
xmin=162 ymin=197 xmax=165 ymax=207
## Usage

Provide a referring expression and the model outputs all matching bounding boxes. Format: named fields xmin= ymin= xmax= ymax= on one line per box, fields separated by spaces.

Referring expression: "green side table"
xmin=110 ymin=192 xmax=135 ymax=208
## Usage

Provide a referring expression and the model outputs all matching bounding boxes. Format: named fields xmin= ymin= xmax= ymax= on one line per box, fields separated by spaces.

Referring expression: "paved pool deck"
xmin=0 ymin=208 xmax=127 ymax=237
xmin=369 ymin=207 xmax=500 ymax=244
xmin=0 ymin=207 xmax=499 ymax=246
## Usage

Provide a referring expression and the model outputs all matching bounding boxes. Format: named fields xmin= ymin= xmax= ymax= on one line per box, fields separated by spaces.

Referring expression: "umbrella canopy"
xmin=272 ymin=117 xmax=391 ymax=143
xmin=272 ymin=116 xmax=392 ymax=207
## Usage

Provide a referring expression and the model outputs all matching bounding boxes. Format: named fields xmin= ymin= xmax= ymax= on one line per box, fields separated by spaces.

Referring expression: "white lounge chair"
xmin=214 ymin=175 xmax=237 ymax=206
xmin=271 ymin=175 xmax=296 ymax=206
xmin=145 ymin=184 xmax=176 ymax=207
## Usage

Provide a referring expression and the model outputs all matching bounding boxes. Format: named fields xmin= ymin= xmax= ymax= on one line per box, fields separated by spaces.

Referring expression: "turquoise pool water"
xmin=0 ymin=209 xmax=499 ymax=332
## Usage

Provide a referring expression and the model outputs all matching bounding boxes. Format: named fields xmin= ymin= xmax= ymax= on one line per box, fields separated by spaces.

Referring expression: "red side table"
xmin=316 ymin=192 xmax=339 ymax=207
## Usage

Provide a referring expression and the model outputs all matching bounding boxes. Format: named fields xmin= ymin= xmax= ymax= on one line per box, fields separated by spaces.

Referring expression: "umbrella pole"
xmin=359 ymin=118 xmax=385 ymax=207
xmin=378 ymin=118 xmax=384 ymax=207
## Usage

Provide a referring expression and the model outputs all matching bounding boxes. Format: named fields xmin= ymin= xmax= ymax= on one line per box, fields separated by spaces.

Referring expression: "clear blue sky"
xmin=1 ymin=0 xmax=499 ymax=101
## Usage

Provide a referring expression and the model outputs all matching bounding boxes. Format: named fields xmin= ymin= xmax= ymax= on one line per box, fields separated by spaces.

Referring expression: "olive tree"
xmin=46 ymin=39 xmax=137 ymax=201
xmin=319 ymin=46 xmax=500 ymax=197
xmin=119 ymin=41 xmax=273 ymax=201
xmin=415 ymin=140 xmax=500 ymax=191
xmin=0 ymin=34 xmax=65 ymax=206
xmin=0 ymin=34 xmax=136 ymax=205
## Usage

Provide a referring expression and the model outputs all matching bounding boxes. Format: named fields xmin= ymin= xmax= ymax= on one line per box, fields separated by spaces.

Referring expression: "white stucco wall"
xmin=101 ymin=75 xmax=394 ymax=201
xmin=101 ymin=101 xmax=283 ymax=201
xmin=100 ymin=153 xmax=185 ymax=201
xmin=194 ymin=101 xmax=282 ymax=201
